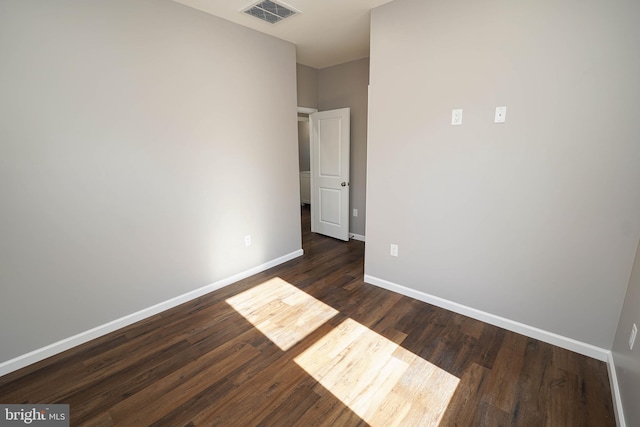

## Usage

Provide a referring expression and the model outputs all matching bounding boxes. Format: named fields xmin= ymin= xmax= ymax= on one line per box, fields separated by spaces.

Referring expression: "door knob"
xmin=341 ymin=182 xmax=347 ymax=187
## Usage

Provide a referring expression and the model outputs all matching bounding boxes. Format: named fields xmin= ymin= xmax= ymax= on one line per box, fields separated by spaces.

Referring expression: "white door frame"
xmin=298 ymin=107 xmax=318 ymax=115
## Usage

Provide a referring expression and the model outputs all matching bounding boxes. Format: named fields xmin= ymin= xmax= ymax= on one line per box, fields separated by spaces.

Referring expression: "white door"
xmin=310 ymin=108 xmax=350 ymax=241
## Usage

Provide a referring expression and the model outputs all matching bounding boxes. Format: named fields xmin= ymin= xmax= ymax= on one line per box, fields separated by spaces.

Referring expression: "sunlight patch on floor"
xmin=294 ymin=318 xmax=460 ymax=427
xmin=226 ymin=277 xmax=338 ymax=351
xmin=227 ymin=277 xmax=459 ymax=425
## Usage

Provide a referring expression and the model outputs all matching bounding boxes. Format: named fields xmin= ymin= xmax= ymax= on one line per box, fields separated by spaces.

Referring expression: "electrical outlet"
xmin=495 ymin=106 xmax=507 ymax=123
xmin=244 ymin=235 xmax=251 ymax=246
xmin=353 ymin=209 xmax=358 ymax=217
xmin=390 ymin=244 xmax=398 ymax=257
xmin=630 ymin=323 xmax=637 ymax=350
xmin=451 ymin=109 xmax=463 ymax=126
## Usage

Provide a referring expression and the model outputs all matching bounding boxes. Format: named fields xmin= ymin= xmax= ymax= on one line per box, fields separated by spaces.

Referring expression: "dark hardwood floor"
xmin=0 ymin=205 xmax=616 ymax=426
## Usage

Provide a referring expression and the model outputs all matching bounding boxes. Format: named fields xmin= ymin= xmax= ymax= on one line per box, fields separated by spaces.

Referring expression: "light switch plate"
xmin=451 ymin=109 xmax=463 ymax=126
xmin=630 ymin=323 xmax=637 ymax=350
xmin=495 ymin=106 xmax=507 ymax=123
xmin=390 ymin=244 xmax=398 ymax=257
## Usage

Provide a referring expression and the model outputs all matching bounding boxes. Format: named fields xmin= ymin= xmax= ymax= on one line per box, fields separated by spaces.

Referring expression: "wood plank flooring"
xmin=0 ymin=206 xmax=616 ymax=426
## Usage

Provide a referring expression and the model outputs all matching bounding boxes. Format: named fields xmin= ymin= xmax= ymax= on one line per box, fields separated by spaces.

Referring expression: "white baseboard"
xmin=350 ymin=233 xmax=366 ymax=242
xmin=607 ymin=352 xmax=626 ymax=427
xmin=0 ymin=249 xmax=304 ymax=378
xmin=364 ymin=275 xmax=629 ymax=425
xmin=363 ymin=274 xmax=609 ymax=361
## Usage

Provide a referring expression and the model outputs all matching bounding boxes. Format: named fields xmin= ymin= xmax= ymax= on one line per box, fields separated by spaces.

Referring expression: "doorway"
xmin=297 ymin=107 xmax=352 ymax=242
xmin=297 ymin=107 xmax=317 ymax=239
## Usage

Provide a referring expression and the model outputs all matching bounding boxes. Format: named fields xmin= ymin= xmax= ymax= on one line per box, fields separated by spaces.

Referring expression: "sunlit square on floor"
xmin=227 ymin=277 xmax=460 ymax=426
xmin=295 ymin=318 xmax=460 ymax=427
xmin=226 ymin=277 xmax=339 ymax=351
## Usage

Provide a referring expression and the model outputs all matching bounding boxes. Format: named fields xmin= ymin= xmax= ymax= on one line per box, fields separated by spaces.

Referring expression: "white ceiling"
xmin=173 ymin=0 xmax=394 ymax=69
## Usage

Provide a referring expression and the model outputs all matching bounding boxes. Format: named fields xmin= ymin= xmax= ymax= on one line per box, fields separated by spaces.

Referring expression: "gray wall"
xmin=0 ymin=0 xmax=301 ymax=363
xmin=613 ymin=238 xmax=640 ymax=426
xmin=318 ymin=59 xmax=369 ymax=238
xmin=296 ymin=64 xmax=318 ymax=109
xmin=366 ymin=0 xmax=640 ymax=349
xmin=298 ymin=120 xmax=310 ymax=171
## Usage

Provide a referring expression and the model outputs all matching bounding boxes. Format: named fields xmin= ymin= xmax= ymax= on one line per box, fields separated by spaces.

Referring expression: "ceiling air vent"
xmin=243 ymin=0 xmax=298 ymax=24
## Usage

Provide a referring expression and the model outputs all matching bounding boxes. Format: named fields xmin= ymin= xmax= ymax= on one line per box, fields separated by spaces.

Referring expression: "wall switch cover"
xmin=353 ymin=209 xmax=358 ymax=217
xmin=451 ymin=109 xmax=463 ymax=125
xmin=390 ymin=244 xmax=399 ymax=257
xmin=630 ymin=323 xmax=637 ymax=350
xmin=244 ymin=235 xmax=252 ymax=246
